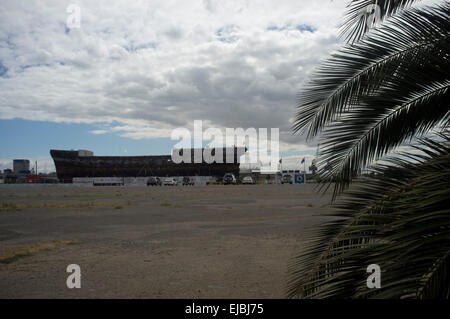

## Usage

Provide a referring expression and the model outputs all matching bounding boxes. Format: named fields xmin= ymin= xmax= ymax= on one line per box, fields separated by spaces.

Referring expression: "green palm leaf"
xmin=289 ymin=0 xmax=449 ymax=300
xmin=294 ymin=4 xmax=449 ymax=138
xmin=321 ymin=81 xmax=450 ymax=195
xmin=341 ymin=0 xmax=422 ymax=43
xmin=287 ymin=134 xmax=450 ymax=298
xmin=294 ymin=4 xmax=450 ymax=195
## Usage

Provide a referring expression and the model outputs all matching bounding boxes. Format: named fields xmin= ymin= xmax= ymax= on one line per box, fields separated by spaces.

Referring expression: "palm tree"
xmin=288 ymin=0 xmax=450 ymax=298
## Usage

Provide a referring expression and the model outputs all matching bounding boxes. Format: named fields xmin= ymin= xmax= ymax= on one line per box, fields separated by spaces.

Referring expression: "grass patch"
xmin=0 ymin=202 xmax=19 ymax=211
xmin=307 ymin=203 xmax=314 ymax=208
xmin=173 ymin=203 xmax=184 ymax=208
xmin=0 ymin=254 xmax=32 ymax=264
xmin=0 ymin=201 xmax=132 ymax=211
xmin=160 ymin=201 xmax=171 ymax=207
xmin=0 ymin=240 xmax=81 ymax=264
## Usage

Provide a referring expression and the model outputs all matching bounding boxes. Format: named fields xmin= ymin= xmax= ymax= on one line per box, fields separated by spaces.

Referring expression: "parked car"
xmin=147 ymin=176 xmax=162 ymax=186
xmin=182 ymin=177 xmax=194 ymax=186
xmin=223 ymin=173 xmax=237 ymax=185
xmin=163 ymin=178 xmax=178 ymax=186
xmin=242 ymin=176 xmax=255 ymax=184
xmin=281 ymin=174 xmax=293 ymax=184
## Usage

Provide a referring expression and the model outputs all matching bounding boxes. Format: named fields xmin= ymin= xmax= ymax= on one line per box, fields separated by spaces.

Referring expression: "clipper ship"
xmin=50 ymin=148 xmax=246 ymax=183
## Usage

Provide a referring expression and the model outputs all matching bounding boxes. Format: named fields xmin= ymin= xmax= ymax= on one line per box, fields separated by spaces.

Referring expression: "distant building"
xmin=13 ymin=159 xmax=30 ymax=174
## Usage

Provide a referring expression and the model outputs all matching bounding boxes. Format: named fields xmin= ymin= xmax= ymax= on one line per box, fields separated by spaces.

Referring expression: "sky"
xmin=0 ymin=0 xmax=350 ymax=172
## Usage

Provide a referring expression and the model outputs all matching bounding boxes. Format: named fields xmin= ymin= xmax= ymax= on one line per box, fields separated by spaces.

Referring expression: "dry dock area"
xmin=0 ymin=184 xmax=332 ymax=298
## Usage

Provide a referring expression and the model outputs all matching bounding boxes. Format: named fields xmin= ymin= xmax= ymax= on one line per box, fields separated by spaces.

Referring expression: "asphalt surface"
xmin=0 ymin=184 xmax=332 ymax=298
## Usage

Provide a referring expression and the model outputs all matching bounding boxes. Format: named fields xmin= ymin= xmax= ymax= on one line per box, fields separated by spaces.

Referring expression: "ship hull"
xmin=50 ymin=149 xmax=244 ymax=182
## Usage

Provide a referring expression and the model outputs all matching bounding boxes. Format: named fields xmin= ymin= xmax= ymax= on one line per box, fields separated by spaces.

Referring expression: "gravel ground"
xmin=0 ymin=184 xmax=332 ymax=298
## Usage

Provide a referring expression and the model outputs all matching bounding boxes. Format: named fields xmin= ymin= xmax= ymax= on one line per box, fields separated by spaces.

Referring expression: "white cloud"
xmin=0 ymin=0 xmax=347 ymax=152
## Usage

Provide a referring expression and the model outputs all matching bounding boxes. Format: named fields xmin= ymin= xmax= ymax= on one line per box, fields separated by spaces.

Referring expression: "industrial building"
xmin=1 ymin=159 xmax=57 ymax=184
xmin=13 ymin=159 xmax=30 ymax=174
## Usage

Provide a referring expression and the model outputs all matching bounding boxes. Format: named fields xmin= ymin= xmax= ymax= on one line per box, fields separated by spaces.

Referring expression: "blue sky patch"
xmin=267 ymin=24 xmax=316 ymax=33
xmin=296 ymin=24 xmax=316 ymax=32
xmin=0 ymin=62 xmax=8 ymax=77
xmin=123 ymin=42 xmax=158 ymax=52
xmin=0 ymin=119 xmax=174 ymax=159
xmin=216 ymin=25 xmax=239 ymax=43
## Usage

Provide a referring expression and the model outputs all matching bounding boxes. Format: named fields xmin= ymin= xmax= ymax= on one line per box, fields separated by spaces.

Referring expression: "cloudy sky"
xmin=0 ymin=0 xmax=349 ymax=172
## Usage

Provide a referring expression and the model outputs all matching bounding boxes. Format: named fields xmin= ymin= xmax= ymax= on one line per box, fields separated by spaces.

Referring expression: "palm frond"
xmin=294 ymin=4 xmax=450 ymax=138
xmin=287 ymin=133 xmax=450 ymax=299
xmin=340 ymin=0 xmax=423 ymax=43
xmin=321 ymin=81 xmax=450 ymax=196
xmin=294 ymin=4 xmax=450 ymax=195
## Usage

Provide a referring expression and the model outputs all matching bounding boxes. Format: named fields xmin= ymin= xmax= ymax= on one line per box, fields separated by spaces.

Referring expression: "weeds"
xmin=0 ymin=240 xmax=81 ymax=264
xmin=0 ymin=202 xmax=19 ymax=211
xmin=0 ymin=201 xmax=132 ymax=211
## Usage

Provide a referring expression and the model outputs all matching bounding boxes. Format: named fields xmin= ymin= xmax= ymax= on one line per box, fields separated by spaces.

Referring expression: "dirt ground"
xmin=0 ymin=184 xmax=332 ymax=298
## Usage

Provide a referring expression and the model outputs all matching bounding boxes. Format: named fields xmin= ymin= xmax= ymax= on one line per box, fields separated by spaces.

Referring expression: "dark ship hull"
xmin=50 ymin=148 xmax=245 ymax=182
